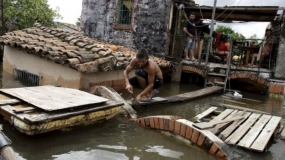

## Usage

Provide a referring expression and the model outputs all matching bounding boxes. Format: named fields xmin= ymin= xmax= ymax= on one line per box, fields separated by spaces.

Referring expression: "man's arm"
xmin=183 ymin=24 xmax=193 ymax=38
xmin=123 ymin=60 xmax=135 ymax=92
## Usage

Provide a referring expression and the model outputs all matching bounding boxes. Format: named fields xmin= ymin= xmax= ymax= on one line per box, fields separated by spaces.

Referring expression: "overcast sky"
xmin=47 ymin=0 xmax=284 ymax=38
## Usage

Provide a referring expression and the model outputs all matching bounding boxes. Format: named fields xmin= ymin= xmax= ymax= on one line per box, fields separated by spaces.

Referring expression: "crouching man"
xmin=123 ymin=48 xmax=163 ymax=103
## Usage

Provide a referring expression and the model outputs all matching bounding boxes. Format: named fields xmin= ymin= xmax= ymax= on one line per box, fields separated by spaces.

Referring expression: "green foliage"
xmin=215 ymin=25 xmax=245 ymax=40
xmin=76 ymin=17 xmax=80 ymax=27
xmin=248 ymin=34 xmax=259 ymax=44
xmin=2 ymin=0 xmax=61 ymax=33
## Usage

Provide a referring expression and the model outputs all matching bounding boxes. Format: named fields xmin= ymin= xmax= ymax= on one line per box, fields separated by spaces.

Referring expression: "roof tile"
xmin=0 ymin=23 xmax=174 ymax=73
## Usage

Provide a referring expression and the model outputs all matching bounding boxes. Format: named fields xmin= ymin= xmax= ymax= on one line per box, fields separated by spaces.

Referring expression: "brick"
xmin=169 ymin=120 xmax=175 ymax=132
xmin=191 ymin=129 xmax=200 ymax=143
xmin=174 ymin=121 xmax=181 ymax=134
xmin=197 ymin=134 xmax=206 ymax=146
xmin=185 ymin=126 xmax=193 ymax=139
xmin=163 ymin=119 xmax=170 ymax=131
xmin=149 ymin=118 xmax=155 ymax=128
xmin=154 ymin=117 xmax=159 ymax=129
xmin=158 ymin=118 xmax=164 ymax=130
xmin=180 ymin=124 xmax=187 ymax=137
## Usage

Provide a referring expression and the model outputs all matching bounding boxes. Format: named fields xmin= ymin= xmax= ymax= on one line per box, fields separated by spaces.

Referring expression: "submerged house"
xmin=81 ymin=0 xmax=285 ymax=96
xmin=0 ymin=23 xmax=173 ymax=91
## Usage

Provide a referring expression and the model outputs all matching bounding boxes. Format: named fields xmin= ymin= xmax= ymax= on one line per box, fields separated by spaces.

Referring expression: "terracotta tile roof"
xmin=0 ymin=23 xmax=173 ymax=73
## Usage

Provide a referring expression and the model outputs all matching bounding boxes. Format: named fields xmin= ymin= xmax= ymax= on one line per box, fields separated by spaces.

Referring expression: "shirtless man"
xmin=250 ymin=29 xmax=278 ymax=67
xmin=124 ymin=48 xmax=163 ymax=103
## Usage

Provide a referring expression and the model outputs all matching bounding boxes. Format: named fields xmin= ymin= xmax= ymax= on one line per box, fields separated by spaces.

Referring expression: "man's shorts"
xmin=185 ymin=37 xmax=196 ymax=49
xmin=129 ymin=69 xmax=163 ymax=89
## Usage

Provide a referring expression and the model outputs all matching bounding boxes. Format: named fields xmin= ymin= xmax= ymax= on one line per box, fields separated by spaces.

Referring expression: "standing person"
xmin=183 ymin=12 xmax=197 ymax=61
xmin=124 ymin=48 xmax=163 ymax=103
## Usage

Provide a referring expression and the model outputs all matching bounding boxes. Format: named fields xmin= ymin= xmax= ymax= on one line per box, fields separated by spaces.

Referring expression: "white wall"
xmin=3 ymin=46 xmax=82 ymax=89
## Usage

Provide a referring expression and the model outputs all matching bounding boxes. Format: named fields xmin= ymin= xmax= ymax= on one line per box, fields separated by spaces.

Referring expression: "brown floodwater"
xmin=0 ymin=70 xmax=285 ymax=160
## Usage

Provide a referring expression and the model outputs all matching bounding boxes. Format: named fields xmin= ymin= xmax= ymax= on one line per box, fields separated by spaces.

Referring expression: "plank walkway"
xmin=193 ymin=108 xmax=282 ymax=152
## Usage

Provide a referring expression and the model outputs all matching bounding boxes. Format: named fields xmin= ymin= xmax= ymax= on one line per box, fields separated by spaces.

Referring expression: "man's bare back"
xmin=132 ymin=58 xmax=163 ymax=80
xmin=124 ymin=49 xmax=163 ymax=102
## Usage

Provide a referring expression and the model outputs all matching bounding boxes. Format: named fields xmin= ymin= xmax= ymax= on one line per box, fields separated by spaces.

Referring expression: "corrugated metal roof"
xmin=185 ymin=6 xmax=280 ymax=22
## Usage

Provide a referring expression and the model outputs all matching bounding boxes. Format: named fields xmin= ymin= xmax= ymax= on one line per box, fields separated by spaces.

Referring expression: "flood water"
xmin=1 ymin=70 xmax=285 ymax=160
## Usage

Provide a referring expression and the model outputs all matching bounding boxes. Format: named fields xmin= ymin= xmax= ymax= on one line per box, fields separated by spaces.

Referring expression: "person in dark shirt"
xmin=183 ymin=12 xmax=197 ymax=61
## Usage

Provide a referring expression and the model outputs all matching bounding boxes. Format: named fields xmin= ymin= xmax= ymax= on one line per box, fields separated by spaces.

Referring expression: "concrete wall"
xmin=81 ymin=0 xmax=172 ymax=57
xmin=81 ymin=70 xmax=135 ymax=91
xmin=275 ymin=14 xmax=285 ymax=78
xmin=3 ymin=46 xmax=82 ymax=89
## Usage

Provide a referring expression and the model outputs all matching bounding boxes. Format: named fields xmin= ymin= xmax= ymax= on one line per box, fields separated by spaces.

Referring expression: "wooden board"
xmin=139 ymin=97 xmax=168 ymax=105
xmin=166 ymin=86 xmax=223 ymax=103
xmin=0 ymin=86 xmax=108 ymax=111
xmin=194 ymin=116 xmax=245 ymax=130
xmin=225 ymin=113 xmax=261 ymax=145
xmin=250 ymin=116 xmax=281 ymax=152
xmin=189 ymin=107 xmax=217 ymax=122
xmin=1 ymin=100 xmax=123 ymax=123
xmin=237 ymin=114 xmax=272 ymax=148
xmin=219 ymin=112 xmax=252 ymax=140
xmin=209 ymin=110 xmax=239 ymax=134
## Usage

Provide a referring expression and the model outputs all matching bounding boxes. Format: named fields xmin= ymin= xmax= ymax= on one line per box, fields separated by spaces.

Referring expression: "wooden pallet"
xmin=195 ymin=108 xmax=282 ymax=152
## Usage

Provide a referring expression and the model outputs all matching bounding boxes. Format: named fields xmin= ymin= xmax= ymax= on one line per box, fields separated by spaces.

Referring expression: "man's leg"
xmin=135 ymin=69 xmax=150 ymax=98
xmin=250 ymin=54 xmax=258 ymax=66
xmin=184 ymin=48 xmax=189 ymax=59
xmin=190 ymin=49 xmax=196 ymax=60
xmin=258 ymin=52 xmax=269 ymax=67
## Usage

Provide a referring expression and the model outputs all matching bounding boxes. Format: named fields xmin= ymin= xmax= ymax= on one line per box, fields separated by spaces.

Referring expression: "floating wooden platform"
xmin=194 ymin=107 xmax=282 ymax=152
xmin=0 ymin=86 xmax=124 ymax=135
xmin=137 ymin=115 xmax=233 ymax=160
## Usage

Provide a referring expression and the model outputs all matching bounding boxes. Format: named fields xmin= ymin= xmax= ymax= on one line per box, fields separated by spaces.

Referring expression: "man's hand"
xmin=126 ymin=84 xmax=133 ymax=93
xmin=135 ymin=94 xmax=142 ymax=103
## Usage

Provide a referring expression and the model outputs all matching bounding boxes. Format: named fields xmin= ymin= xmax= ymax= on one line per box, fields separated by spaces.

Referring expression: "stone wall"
xmin=81 ymin=0 xmax=172 ymax=57
xmin=275 ymin=10 xmax=285 ymax=78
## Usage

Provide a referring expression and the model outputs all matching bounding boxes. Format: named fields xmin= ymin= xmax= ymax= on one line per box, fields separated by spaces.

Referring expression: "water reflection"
xmin=0 ymin=66 xmax=284 ymax=160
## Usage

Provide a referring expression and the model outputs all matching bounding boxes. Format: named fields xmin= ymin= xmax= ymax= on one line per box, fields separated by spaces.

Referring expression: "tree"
xmin=2 ymin=0 xmax=61 ymax=33
xmin=248 ymin=34 xmax=259 ymax=45
xmin=76 ymin=17 xmax=80 ymax=27
xmin=215 ymin=25 xmax=245 ymax=40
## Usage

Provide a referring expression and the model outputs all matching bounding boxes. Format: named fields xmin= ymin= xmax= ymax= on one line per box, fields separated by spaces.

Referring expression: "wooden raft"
xmin=194 ymin=107 xmax=282 ymax=152
xmin=0 ymin=86 xmax=124 ymax=135
xmin=137 ymin=115 xmax=233 ymax=160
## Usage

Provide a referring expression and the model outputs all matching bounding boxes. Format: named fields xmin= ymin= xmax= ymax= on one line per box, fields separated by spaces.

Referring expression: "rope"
xmin=220 ymin=0 xmax=242 ymax=22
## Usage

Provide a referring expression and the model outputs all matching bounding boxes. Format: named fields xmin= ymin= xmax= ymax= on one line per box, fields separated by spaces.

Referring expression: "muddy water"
xmin=0 ymin=71 xmax=285 ymax=160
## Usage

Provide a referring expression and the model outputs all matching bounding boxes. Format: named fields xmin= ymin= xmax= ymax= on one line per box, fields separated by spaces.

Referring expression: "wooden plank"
xmin=0 ymin=100 xmax=123 ymax=123
xmin=189 ymin=107 xmax=217 ymax=122
xmin=166 ymin=86 xmax=223 ymax=103
xmin=225 ymin=113 xmax=261 ymax=145
xmin=238 ymin=114 xmax=272 ymax=148
xmin=193 ymin=116 xmax=245 ymax=130
xmin=12 ymin=107 xmax=36 ymax=113
xmin=211 ymin=103 xmax=268 ymax=114
xmin=0 ymin=99 xmax=21 ymax=106
xmin=250 ymin=116 xmax=281 ymax=152
xmin=211 ymin=109 xmax=234 ymax=121
xmin=209 ymin=110 xmax=239 ymax=134
xmin=0 ymin=86 xmax=108 ymax=111
xmin=139 ymin=97 xmax=168 ymax=106
xmin=219 ymin=112 xmax=252 ymax=140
